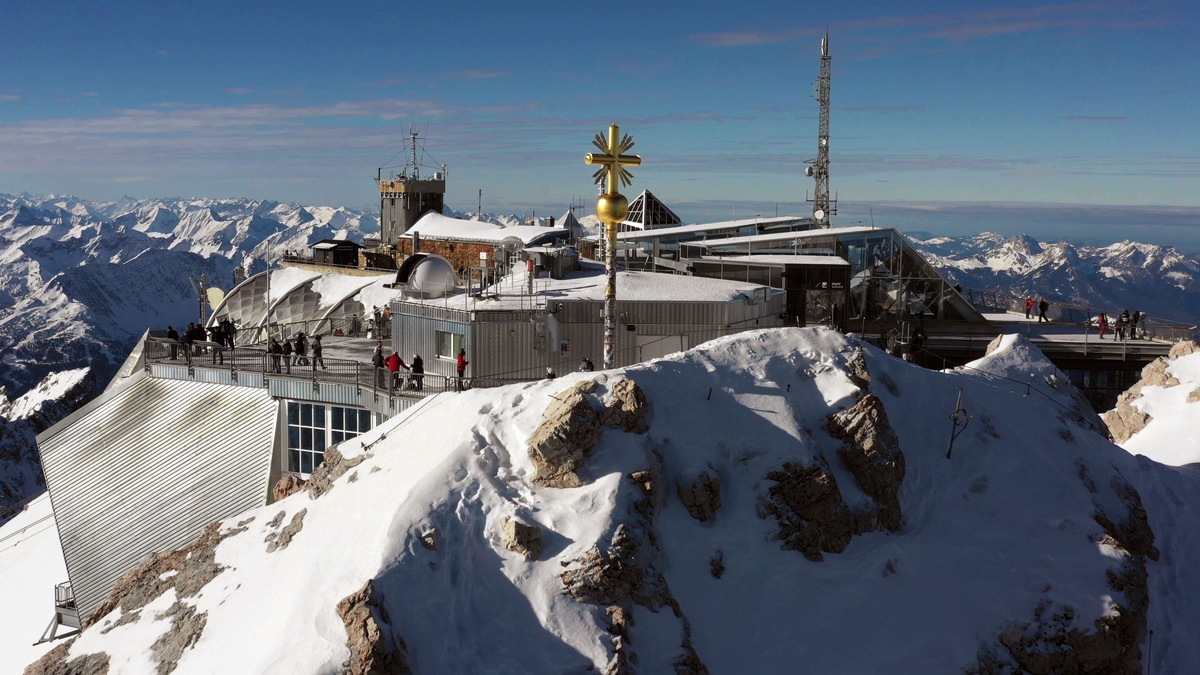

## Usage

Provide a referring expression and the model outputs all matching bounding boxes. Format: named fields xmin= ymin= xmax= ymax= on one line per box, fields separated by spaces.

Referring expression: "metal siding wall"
xmin=395 ymin=304 xmax=471 ymax=379
xmin=267 ymin=379 xmax=362 ymax=406
xmin=37 ymin=378 xmax=278 ymax=623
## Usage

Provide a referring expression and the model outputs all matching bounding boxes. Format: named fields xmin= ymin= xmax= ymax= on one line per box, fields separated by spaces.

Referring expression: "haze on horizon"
xmin=2 ymin=1 xmax=1198 ymax=247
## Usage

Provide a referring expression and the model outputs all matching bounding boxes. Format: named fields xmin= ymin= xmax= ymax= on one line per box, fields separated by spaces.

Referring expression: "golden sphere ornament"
xmin=596 ymin=192 xmax=629 ymax=225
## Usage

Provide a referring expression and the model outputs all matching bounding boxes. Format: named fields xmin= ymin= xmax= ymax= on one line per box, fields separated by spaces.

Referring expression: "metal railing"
xmin=144 ymin=336 xmax=474 ymax=397
xmin=960 ymin=287 xmax=1198 ymax=342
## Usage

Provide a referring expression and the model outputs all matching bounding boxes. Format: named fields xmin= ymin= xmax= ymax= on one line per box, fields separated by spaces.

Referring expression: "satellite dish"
xmin=206 ymin=287 xmax=226 ymax=308
xmin=814 ymin=209 xmax=826 ymax=221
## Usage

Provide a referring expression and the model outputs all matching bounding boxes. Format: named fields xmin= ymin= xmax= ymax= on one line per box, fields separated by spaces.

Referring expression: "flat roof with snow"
xmin=403 ymin=212 xmax=568 ymax=245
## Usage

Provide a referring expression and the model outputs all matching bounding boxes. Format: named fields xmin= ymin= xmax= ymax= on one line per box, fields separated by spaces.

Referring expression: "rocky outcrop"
xmin=264 ymin=509 xmax=307 ymax=553
xmin=844 ymin=346 xmax=871 ymax=390
xmin=761 ymin=461 xmax=854 ymax=561
xmin=1102 ymin=340 xmax=1199 ymax=442
xmin=969 ymin=474 xmax=1157 ymax=674
xmin=269 ymin=448 xmax=368 ymax=503
xmin=826 ymin=394 xmax=907 ymax=531
xmin=272 ymin=474 xmax=305 ymax=501
xmin=27 ymin=520 xmax=252 ymax=675
xmin=22 ymin=643 xmax=110 ymax=675
xmin=336 ymin=580 xmax=411 ymax=675
xmin=677 ymin=472 xmax=722 ymax=522
xmin=600 ymin=378 xmax=650 ymax=433
xmin=527 ymin=378 xmax=651 ymax=488
xmin=502 ymin=517 xmax=543 ymax=560
xmin=562 ymin=524 xmax=647 ymax=606
xmin=527 ymin=383 xmax=603 ymax=487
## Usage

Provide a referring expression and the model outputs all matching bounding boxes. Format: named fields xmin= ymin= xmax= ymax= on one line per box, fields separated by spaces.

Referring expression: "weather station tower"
xmin=378 ymin=129 xmax=447 ymax=247
xmin=805 ymin=32 xmax=837 ymax=227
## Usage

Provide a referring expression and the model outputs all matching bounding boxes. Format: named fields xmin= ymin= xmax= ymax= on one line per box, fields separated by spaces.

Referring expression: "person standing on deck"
xmin=1131 ymin=311 xmax=1142 ymax=339
xmin=1098 ymin=312 xmax=1109 ymax=339
xmin=410 ymin=353 xmax=424 ymax=390
xmin=1025 ymin=297 xmax=1034 ymax=319
xmin=456 ymin=348 xmax=469 ymax=391
xmin=312 ymin=335 xmax=326 ymax=370
xmin=1038 ymin=297 xmax=1049 ymax=323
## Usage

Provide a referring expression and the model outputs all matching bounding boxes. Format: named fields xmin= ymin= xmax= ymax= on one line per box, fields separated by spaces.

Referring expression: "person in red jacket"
xmin=456 ymin=348 xmax=468 ymax=391
xmin=1025 ymin=297 xmax=1034 ymax=319
xmin=386 ymin=351 xmax=408 ymax=390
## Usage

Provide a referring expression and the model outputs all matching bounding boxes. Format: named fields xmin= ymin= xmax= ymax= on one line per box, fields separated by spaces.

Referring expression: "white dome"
xmin=409 ymin=255 xmax=456 ymax=297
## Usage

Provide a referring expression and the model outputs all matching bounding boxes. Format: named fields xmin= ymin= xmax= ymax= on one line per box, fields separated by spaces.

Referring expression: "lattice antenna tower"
xmin=805 ymin=32 xmax=837 ymax=227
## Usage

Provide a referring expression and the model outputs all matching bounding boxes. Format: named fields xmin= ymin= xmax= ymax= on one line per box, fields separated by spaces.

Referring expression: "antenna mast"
xmin=409 ymin=127 xmax=420 ymax=180
xmin=806 ymin=32 xmax=837 ymax=227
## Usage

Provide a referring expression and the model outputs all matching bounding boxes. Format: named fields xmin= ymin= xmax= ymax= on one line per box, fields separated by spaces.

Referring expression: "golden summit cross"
xmin=585 ymin=125 xmax=641 ymax=196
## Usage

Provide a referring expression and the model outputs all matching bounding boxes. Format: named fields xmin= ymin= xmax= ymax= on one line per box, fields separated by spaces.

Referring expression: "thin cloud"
xmin=0 ymin=94 xmax=20 ymax=102
xmin=442 ymin=69 xmax=507 ymax=80
xmin=361 ymin=78 xmax=408 ymax=88
xmin=845 ymin=105 xmax=918 ymax=114
xmin=225 ymin=88 xmax=254 ymax=95
xmin=692 ymin=28 xmax=808 ymax=47
xmin=1064 ymin=115 xmax=1128 ymax=122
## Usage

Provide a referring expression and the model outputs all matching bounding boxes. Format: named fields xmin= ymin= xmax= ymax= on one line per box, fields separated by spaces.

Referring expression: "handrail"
xmin=959 ymin=286 xmax=1197 ymax=341
xmin=143 ymin=337 xmax=477 ymax=397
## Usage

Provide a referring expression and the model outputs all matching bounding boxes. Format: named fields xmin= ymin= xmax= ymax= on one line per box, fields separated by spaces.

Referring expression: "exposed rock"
xmin=336 ymin=580 xmax=411 ymax=675
xmin=306 ymin=447 xmax=366 ymax=499
xmin=150 ymin=602 xmax=207 ymax=675
xmin=1101 ymin=405 xmax=1153 ymax=444
xmin=677 ymin=472 xmax=722 ymax=522
xmin=88 ymin=521 xmax=245 ymax=628
xmin=826 ymin=394 xmax=907 ymax=531
xmin=762 ymin=460 xmax=854 ymax=561
xmin=29 ymin=521 xmax=250 ymax=675
xmin=264 ymin=509 xmax=308 ymax=553
xmin=984 ymin=334 xmax=1005 ymax=356
xmin=1188 ymin=387 xmax=1200 ymax=403
xmin=970 ymin=473 xmax=1157 ymax=674
xmin=420 ymin=529 xmax=438 ymax=551
xmin=272 ymin=474 xmax=305 ymax=502
xmin=502 ymin=517 xmax=543 ymax=560
xmin=844 ymin=347 xmax=871 ymax=389
xmin=600 ymin=378 xmax=650 ymax=433
xmin=1168 ymin=339 xmax=1200 ymax=360
xmin=526 ymin=385 xmax=603 ymax=487
xmin=23 ymin=642 xmax=110 ymax=675
xmin=561 ymin=525 xmax=646 ymax=605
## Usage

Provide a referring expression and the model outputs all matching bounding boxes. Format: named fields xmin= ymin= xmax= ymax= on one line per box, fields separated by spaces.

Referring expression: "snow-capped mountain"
xmin=0 ymin=194 xmax=378 ymax=399
xmin=9 ymin=329 xmax=1198 ymax=672
xmin=911 ymin=232 xmax=1200 ymax=324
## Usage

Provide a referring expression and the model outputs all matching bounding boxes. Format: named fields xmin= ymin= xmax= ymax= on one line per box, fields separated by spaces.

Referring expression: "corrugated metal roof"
xmin=37 ymin=375 xmax=278 ymax=624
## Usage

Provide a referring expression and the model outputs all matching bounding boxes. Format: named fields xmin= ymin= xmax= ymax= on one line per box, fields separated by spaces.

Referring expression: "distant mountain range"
xmin=909 ymin=232 xmax=1200 ymax=324
xmin=0 ymin=194 xmax=377 ymax=397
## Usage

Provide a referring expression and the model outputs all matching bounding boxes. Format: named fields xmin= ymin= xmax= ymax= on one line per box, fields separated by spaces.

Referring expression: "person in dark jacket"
xmin=294 ymin=333 xmax=308 ymax=367
xmin=1130 ymin=310 xmax=1142 ymax=340
xmin=1038 ymin=297 xmax=1049 ymax=323
xmin=1116 ymin=310 xmax=1129 ymax=341
xmin=269 ymin=338 xmax=283 ymax=373
xmin=312 ymin=335 xmax=325 ymax=369
xmin=281 ymin=337 xmax=293 ymax=374
xmin=410 ymin=353 xmax=424 ymax=390
xmin=166 ymin=325 xmax=180 ymax=360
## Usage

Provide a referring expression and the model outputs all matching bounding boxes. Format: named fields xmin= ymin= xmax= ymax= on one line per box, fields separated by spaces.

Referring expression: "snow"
xmin=1120 ymin=352 xmax=1200 ymax=467
xmin=0 ymin=493 xmax=70 ymax=668
xmin=5 ymin=328 xmax=1198 ymax=672
xmin=407 ymin=212 xmax=567 ymax=245
xmin=6 ymin=368 xmax=90 ymax=419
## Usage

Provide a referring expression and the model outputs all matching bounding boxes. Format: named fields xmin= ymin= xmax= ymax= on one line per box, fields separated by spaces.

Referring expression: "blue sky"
xmin=2 ymin=1 xmax=1198 ymax=245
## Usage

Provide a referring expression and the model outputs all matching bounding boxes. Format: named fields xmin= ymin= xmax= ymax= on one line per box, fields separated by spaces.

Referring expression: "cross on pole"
xmin=586 ymin=125 xmax=641 ymax=196
xmin=583 ymin=123 xmax=642 ymax=370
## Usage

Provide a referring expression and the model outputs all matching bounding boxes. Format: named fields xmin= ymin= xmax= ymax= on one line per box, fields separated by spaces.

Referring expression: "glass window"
xmin=285 ymin=402 xmax=372 ymax=477
xmin=436 ymin=330 xmax=465 ymax=359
